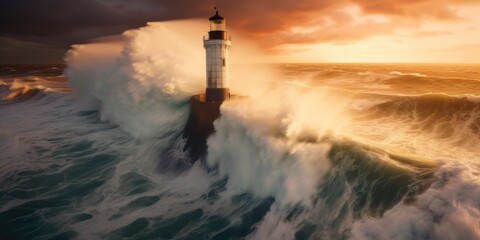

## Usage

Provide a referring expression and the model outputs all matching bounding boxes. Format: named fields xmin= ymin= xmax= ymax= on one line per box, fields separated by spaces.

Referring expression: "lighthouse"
xmin=185 ymin=9 xmax=234 ymax=150
xmin=184 ymin=9 xmax=234 ymax=157
xmin=204 ymin=10 xmax=231 ymax=102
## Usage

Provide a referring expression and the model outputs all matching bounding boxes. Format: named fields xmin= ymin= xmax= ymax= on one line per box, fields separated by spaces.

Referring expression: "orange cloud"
xmin=1 ymin=0 xmax=479 ymax=63
xmin=215 ymin=0 xmax=480 ymax=51
xmin=414 ymin=30 xmax=452 ymax=37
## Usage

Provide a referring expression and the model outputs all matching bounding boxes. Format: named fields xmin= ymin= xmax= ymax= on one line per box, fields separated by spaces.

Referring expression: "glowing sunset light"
xmin=3 ymin=2 xmax=480 ymax=240
xmin=252 ymin=4 xmax=480 ymax=63
xmin=0 ymin=0 xmax=479 ymax=63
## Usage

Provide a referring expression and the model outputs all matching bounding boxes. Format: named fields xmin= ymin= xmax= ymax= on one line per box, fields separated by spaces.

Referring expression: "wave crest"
xmin=0 ymin=81 xmax=44 ymax=103
xmin=65 ymin=20 xmax=207 ymax=138
xmin=352 ymin=163 xmax=480 ymax=240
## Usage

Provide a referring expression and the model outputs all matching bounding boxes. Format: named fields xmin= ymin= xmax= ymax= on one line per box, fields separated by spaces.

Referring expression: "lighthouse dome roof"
xmin=209 ymin=11 xmax=224 ymax=21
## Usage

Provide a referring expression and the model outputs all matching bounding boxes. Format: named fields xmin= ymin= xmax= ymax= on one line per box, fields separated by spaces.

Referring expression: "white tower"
xmin=203 ymin=10 xmax=231 ymax=102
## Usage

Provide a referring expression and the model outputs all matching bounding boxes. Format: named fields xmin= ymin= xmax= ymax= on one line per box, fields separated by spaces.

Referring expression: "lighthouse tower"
xmin=184 ymin=9 xmax=235 ymax=156
xmin=204 ymin=10 xmax=231 ymax=102
xmin=185 ymin=9 xmax=234 ymax=149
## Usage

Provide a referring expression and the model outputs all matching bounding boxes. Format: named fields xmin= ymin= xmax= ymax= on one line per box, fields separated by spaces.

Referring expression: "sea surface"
xmin=1 ymin=61 xmax=479 ymax=240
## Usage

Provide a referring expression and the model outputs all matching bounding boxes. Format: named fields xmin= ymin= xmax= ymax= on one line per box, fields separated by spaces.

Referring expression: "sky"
xmin=1 ymin=0 xmax=479 ymax=63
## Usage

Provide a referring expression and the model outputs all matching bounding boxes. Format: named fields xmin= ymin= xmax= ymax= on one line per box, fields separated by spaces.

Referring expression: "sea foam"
xmin=65 ymin=20 xmax=206 ymax=139
xmin=65 ymin=19 xmax=350 ymax=206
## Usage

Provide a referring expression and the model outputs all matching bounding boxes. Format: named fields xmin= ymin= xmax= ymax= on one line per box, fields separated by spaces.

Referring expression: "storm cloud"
xmin=0 ymin=0 xmax=478 ymax=63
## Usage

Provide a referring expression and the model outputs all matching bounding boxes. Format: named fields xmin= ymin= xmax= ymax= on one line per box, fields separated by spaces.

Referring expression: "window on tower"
xmin=210 ymin=20 xmax=226 ymax=31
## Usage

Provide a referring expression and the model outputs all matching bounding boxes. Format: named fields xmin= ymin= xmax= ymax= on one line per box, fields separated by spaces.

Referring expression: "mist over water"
xmin=1 ymin=20 xmax=480 ymax=239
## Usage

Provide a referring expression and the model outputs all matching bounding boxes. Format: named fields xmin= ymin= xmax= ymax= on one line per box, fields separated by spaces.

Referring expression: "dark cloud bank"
xmin=0 ymin=0 xmax=477 ymax=63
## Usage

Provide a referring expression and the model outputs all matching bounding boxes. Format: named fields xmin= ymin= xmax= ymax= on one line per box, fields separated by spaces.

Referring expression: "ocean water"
xmin=2 ymin=22 xmax=480 ymax=240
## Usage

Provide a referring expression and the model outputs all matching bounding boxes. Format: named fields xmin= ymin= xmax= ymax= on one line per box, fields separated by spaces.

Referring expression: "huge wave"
xmin=63 ymin=20 xmax=480 ymax=239
xmin=1 ymin=20 xmax=480 ymax=240
xmin=64 ymin=19 xmax=352 ymax=206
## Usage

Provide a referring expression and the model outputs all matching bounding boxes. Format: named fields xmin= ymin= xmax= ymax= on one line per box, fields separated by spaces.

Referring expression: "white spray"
xmin=65 ymin=20 xmax=351 ymax=206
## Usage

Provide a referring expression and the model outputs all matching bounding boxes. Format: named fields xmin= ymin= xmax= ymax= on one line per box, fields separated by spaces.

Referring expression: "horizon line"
xmin=1 ymin=62 xmax=480 ymax=65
